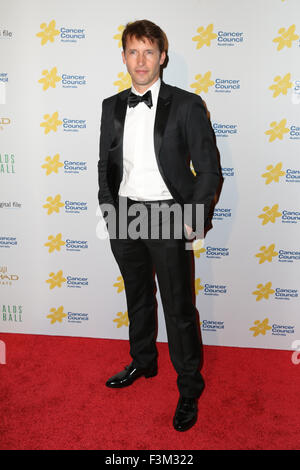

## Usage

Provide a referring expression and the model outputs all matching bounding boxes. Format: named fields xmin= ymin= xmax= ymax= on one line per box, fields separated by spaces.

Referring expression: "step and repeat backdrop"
xmin=1 ymin=0 xmax=300 ymax=350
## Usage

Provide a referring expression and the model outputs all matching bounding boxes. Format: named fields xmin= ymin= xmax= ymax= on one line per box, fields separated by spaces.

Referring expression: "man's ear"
xmin=160 ymin=51 xmax=166 ymax=66
xmin=122 ymin=50 xmax=126 ymax=64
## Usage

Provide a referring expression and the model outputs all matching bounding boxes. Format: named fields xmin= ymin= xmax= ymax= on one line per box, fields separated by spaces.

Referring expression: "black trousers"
xmin=108 ymin=196 xmax=204 ymax=398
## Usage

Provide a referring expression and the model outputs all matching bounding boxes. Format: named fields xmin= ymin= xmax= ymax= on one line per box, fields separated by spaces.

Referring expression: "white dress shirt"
xmin=118 ymin=78 xmax=173 ymax=201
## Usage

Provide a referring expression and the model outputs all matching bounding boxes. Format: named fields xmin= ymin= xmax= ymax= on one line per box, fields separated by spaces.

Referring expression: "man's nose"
xmin=137 ymin=53 xmax=146 ymax=65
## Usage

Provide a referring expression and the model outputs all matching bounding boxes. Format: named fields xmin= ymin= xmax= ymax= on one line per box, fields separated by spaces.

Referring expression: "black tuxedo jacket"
xmin=98 ymin=81 xmax=221 ymax=231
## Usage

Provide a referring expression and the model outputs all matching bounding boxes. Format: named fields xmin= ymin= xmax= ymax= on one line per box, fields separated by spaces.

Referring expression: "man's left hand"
xmin=184 ymin=224 xmax=194 ymax=238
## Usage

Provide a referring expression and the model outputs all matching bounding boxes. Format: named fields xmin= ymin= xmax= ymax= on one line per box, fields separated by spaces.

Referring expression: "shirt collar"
xmin=131 ymin=78 xmax=161 ymax=105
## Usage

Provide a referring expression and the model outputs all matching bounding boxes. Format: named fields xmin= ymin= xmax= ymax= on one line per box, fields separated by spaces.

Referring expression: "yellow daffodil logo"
xmin=113 ymin=72 xmax=132 ymax=92
xmin=42 ymin=154 xmax=64 ymax=175
xmin=190 ymin=72 xmax=214 ymax=94
xmin=269 ymin=73 xmax=293 ymax=98
xmin=192 ymin=24 xmax=217 ymax=49
xmin=273 ymin=25 xmax=299 ymax=51
xmin=38 ymin=67 xmax=61 ymax=91
xmin=113 ymin=311 xmax=129 ymax=328
xmin=258 ymin=204 xmax=282 ymax=225
xmin=47 ymin=306 xmax=67 ymax=324
xmin=250 ymin=318 xmax=272 ymax=337
xmin=265 ymin=119 xmax=290 ymax=142
xmin=43 ymin=194 xmax=65 ymax=215
xmin=252 ymin=282 xmax=275 ymax=301
xmin=113 ymin=25 xmax=125 ymax=47
xmin=36 ymin=20 xmax=60 ymax=45
xmin=46 ymin=270 xmax=67 ymax=289
xmin=40 ymin=112 xmax=62 ymax=134
xmin=113 ymin=276 xmax=124 ymax=293
xmin=255 ymin=244 xmax=278 ymax=264
xmin=195 ymin=278 xmax=204 ymax=295
xmin=193 ymin=239 xmax=206 ymax=258
xmin=44 ymin=233 xmax=66 ymax=253
xmin=190 ymin=163 xmax=196 ymax=176
xmin=261 ymin=163 xmax=285 ymax=184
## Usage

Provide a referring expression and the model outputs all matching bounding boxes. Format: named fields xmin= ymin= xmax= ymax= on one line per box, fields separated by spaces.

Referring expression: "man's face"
xmin=122 ymin=35 xmax=166 ymax=93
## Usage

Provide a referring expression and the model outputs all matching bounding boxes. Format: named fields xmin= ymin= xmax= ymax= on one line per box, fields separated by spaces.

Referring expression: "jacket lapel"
xmin=154 ymin=81 xmax=173 ymax=160
xmin=113 ymin=89 xmax=129 ymax=150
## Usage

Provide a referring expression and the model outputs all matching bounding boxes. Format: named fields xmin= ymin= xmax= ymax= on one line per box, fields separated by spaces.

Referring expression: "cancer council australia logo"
xmin=273 ymin=25 xmax=299 ymax=51
xmin=193 ymin=239 xmax=206 ymax=258
xmin=36 ymin=20 xmax=85 ymax=45
xmin=269 ymin=74 xmax=293 ymax=98
xmin=47 ymin=306 xmax=67 ymax=324
xmin=42 ymin=154 xmax=63 ymax=175
xmin=113 ymin=311 xmax=129 ymax=328
xmin=38 ymin=67 xmax=61 ymax=90
xmin=112 ymin=276 xmax=128 ymax=327
xmin=195 ymin=278 xmax=204 ymax=294
xmin=44 ymin=233 xmax=66 ymax=253
xmin=36 ymin=20 xmax=60 ymax=45
xmin=113 ymin=276 xmax=125 ymax=293
xmin=40 ymin=112 xmax=62 ymax=134
xmin=192 ymin=24 xmax=243 ymax=48
xmin=46 ymin=270 xmax=66 ymax=289
xmin=252 ymin=282 xmax=275 ymax=301
xmin=190 ymin=72 xmax=214 ymax=94
xmin=43 ymin=194 xmax=64 ymax=214
xmin=255 ymin=244 xmax=278 ymax=264
xmin=249 ymin=319 xmax=272 ymax=337
xmin=114 ymin=72 xmax=131 ymax=92
xmin=265 ymin=119 xmax=290 ymax=142
xmin=113 ymin=25 xmax=125 ymax=47
xmin=261 ymin=163 xmax=285 ymax=184
xmin=258 ymin=204 xmax=282 ymax=225
xmin=192 ymin=24 xmax=217 ymax=48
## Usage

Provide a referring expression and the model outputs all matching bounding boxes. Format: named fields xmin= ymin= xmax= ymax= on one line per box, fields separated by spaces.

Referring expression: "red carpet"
xmin=0 ymin=333 xmax=299 ymax=450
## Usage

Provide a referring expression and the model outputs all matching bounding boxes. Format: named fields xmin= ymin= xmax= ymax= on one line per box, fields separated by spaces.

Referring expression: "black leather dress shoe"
xmin=106 ymin=363 xmax=157 ymax=388
xmin=173 ymin=396 xmax=198 ymax=432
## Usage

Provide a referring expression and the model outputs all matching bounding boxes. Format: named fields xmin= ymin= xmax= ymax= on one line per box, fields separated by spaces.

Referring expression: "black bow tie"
xmin=128 ymin=90 xmax=153 ymax=109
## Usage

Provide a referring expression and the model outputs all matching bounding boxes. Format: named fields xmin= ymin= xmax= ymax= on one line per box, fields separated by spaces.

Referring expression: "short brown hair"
xmin=122 ymin=19 xmax=169 ymax=58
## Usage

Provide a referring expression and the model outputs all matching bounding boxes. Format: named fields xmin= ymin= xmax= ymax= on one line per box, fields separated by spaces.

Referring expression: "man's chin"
xmin=133 ymin=76 xmax=150 ymax=86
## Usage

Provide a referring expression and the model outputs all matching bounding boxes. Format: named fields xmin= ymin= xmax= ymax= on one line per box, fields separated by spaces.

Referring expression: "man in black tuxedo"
xmin=98 ymin=19 xmax=221 ymax=431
